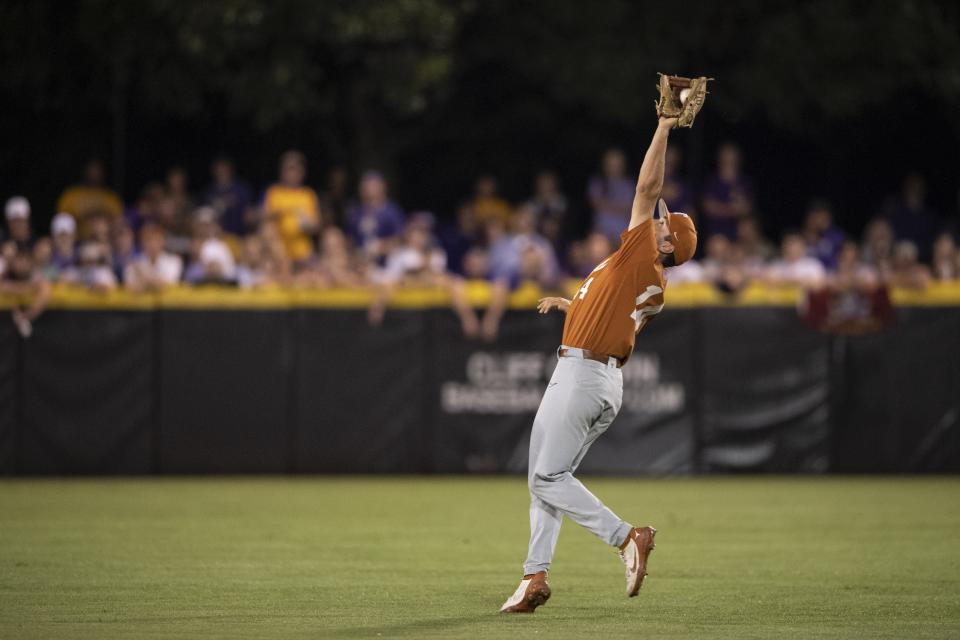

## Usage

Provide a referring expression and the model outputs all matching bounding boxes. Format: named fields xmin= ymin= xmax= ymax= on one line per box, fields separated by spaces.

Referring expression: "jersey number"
xmin=629 ymin=285 xmax=664 ymax=332
xmin=577 ymin=277 xmax=594 ymax=300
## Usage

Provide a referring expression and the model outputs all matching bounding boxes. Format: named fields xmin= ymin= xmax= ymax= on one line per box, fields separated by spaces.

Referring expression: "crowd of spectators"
xmin=2 ymin=146 xmax=958 ymax=339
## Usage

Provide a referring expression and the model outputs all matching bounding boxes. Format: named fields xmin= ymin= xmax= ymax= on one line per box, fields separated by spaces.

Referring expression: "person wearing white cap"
xmin=50 ymin=212 xmax=78 ymax=272
xmin=183 ymin=237 xmax=237 ymax=284
xmin=4 ymin=196 xmax=33 ymax=249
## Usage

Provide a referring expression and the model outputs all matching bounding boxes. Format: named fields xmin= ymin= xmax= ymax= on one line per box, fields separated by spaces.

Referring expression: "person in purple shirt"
xmin=204 ymin=156 xmax=254 ymax=236
xmin=346 ymin=171 xmax=405 ymax=263
xmin=702 ymin=143 xmax=755 ymax=240
xmin=803 ymin=200 xmax=846 ymax=270
xmin=587 ymin=148 xmax=635 ymax=240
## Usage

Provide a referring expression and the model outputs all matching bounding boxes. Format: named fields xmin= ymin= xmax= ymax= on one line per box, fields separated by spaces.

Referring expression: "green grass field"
xmin=1 ymin=477 xmax=958 ymax=639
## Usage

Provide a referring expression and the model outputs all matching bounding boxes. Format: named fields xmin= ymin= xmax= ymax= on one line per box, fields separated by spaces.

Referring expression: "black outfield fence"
xmin=1 ymin=305 xmax=958 ymax=475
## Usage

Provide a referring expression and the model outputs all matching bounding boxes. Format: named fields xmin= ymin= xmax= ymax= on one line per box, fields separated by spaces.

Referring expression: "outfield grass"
xmin=1 ymin=477 xmax=958 ymax=639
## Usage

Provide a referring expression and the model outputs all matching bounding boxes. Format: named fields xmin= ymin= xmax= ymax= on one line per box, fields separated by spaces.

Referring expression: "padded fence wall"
xmin=1 ymin=307 xmax=957 ymax=474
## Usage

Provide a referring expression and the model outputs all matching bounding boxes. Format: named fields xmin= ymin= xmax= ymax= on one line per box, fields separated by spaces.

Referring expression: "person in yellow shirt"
xmin=262 ymin=150 xmax=320 ymax=263
xmin=57 ymin=160 xmax=124 ymax=239
xmin=469 ymin=175 xmax=513 ymax=226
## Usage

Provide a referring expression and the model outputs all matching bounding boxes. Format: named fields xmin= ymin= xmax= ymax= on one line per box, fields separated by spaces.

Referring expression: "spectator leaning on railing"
xmin=3 ymin=144 xmax=958 ymax=344
xmin=50 ymin=213 xmax=78 ymax=275
xmin=763 ymin=231 xmax=826 ymax=290
xmin=123 ymin=223 xmax=183 ymax=292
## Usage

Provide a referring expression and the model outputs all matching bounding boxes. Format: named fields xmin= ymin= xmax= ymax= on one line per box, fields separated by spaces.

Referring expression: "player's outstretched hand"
xmin=537 ymin=297 xmax=571 ymax=314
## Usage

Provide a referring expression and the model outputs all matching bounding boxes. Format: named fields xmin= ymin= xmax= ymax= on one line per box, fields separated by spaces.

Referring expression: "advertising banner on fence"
xmin=432 ymin=310 xmax=697 ymax=474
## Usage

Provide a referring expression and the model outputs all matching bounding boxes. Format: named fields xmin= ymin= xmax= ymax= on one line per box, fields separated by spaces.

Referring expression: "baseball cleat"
xmin=619 ymin=525 xmax=656 ymax=597
xmin=499 ymin=571 xmax=551 ymax=613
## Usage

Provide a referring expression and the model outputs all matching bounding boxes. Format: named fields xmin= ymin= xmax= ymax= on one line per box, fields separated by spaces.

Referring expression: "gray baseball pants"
xmin=523 ymin=347 xmax=632 ymax=575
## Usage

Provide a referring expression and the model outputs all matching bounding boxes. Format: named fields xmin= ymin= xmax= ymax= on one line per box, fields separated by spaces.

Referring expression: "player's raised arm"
xmin=628 ymin=117 xmax=677 ymax=230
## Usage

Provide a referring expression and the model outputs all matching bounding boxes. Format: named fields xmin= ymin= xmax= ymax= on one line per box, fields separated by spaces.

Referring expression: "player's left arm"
xmin=537 ymin=297 xmax=570 ymax=314
xmin=629 ymin=117 xmax=677 ymax=230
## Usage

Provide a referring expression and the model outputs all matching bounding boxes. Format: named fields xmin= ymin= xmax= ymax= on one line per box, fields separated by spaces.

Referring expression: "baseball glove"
xmin=655 ymin=74 xmax=712 ymax=128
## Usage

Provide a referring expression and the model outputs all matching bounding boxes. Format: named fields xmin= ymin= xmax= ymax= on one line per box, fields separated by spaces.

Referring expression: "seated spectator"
xmin=511 ymin=205 xmax=559 ymax=288
xmin=182 ymin=207 xmax=239 ymax=283
xmin=700 ymin=234 xmax=731 ymax=284
xmin=736 ymin=216 xmax=774 ymax=265
xmin=568 ymin=232 xmax=614 ymax=279
xmin=204 ymin=156 xmax=254 ymax=236
xmin=234 ymin=222 xmax=294 ymax=289
xmin=166 ymin=166 xmax=196 ymax=224
xmin=125 ymin=182 xmax=165 ymax=233
xmin=588 ymin=148 xmax=634 ymax=240
xmin=888 ymin=240 xmax=931 ymax=290
xmin=526 ymin=170 xmax=568 ymax=261
xmin=702 ymin=143 xmax=755 ymax=240
xmin=235 ymin=234 xmax=280 ymax=289
xmin=803 ymin=200 xmax=845 ymax=269
xmin=368 ymin=214 xmax=478 ymax=336
xmin=438 ymin=204 xmax=480 ymax=276
xmin=155 ymin=190 xmax=192 ymax=256
xmin=319 ymin=165 xmax=352 ymax=230
xmin=56 ymin=159 xmax=124 ymax=239
xmin=50 ymin=213 xmax=78 ymax=274
xmin=888 ymin=173 xmax=939 ymax=261
xmin=308 ymin=226 xmax=363 ymax=287
xmin=661 ymin=146 xmax=694 ymax=215
xmin=861 ymin=217 xmax=895 ymax=270
xmin=86 ymin=213 xmax=113 ymax=250
xmin=476 ymin=212 xmax=560 ymax=342
xmin=111 ymin=220 xmax=136 ymax=281
xmin=665 ymin=257 xmax=706 ymax=284
xmin=184 ymin=238 xmax=237 ymax=285
xmin=830 ymin=241 xmax=882 ymax=291
xmin=61 ymin=242 xmax=117 ymax=292
xmin=263 ymin=150 xmax=321 ymax=263
xmin=0 ymin=247 xmax=51 ymax=338
xmin=701 ymin=234 xmax=751 ymax=293
xmin=461 ymin=245 xmax=490 ymax=281
xmin=32 ymin=238 xmax=58 ymax=281
xmin=5 ymin=196 xmax=34 ymax=250
xmin=931 ymin=232 xmax=958 ymax=281
xmin=346 ymin=170 xmax=405 ymax=263
xmin=764 ymin=231 xmax=826 ymax=289
xmin=124 ymin=224 xmax=183 ymax=292
xmin=467 ymin=175 xmax=513 ymax=227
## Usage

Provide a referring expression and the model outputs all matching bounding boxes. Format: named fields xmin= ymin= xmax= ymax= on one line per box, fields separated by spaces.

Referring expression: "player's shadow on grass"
xmin=333 ymin=615 xmax=489 ymax=637
xmin=334 ymin=610 xmax=614 ymax=637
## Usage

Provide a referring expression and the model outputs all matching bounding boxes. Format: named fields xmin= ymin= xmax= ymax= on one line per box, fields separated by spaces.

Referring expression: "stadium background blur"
xmin=1 ymin=3 xmax=959 ymax=638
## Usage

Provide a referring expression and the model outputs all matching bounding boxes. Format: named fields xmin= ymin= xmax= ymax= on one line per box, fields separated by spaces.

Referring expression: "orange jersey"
xmin=561 ymin=219 xmax=666 ymax=362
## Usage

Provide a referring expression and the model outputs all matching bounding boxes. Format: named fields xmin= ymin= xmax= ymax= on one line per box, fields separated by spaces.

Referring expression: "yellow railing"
xmin=2 ymin=280 xmax=960 ymax=310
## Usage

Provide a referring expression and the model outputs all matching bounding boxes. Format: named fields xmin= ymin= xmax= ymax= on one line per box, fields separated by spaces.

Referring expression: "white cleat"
xmin=499 ymin=571 xmax=551 ymax=613
xmin=618 ymin=526 xmax=656 ymax=597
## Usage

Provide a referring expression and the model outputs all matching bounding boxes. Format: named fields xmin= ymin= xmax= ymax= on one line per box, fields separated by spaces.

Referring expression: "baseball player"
xmin=499 ymin=111 xmax=699 ymax=613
